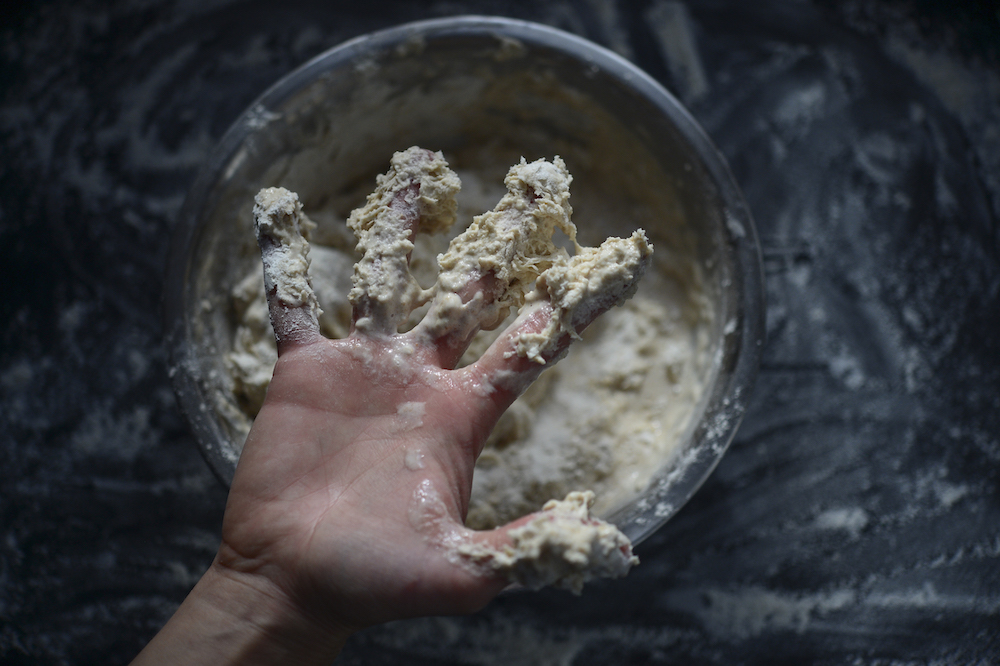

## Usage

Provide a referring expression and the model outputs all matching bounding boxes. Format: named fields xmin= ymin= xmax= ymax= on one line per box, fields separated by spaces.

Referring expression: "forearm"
xmin=131 ymin=560 xmax=352 ymax=666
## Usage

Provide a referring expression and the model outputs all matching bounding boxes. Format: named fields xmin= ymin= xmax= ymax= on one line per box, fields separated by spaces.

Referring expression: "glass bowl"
xmin=163 ymin=15 xmax=764 ymax=545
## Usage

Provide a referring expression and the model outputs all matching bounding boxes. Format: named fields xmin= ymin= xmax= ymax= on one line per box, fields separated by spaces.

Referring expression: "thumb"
xmin=456 ymin=491 xmax=639 ymax=595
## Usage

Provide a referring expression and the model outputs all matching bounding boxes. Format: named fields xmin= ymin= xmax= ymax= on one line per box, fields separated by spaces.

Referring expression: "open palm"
xmin=216 ymin=148 xmax=649 ymax=633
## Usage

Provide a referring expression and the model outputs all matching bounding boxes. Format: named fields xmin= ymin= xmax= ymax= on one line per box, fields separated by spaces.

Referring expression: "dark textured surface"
xmin=2 ymin=1 xmax=998 ymax=663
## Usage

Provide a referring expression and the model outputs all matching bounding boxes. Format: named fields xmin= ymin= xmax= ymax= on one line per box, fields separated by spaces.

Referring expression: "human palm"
xmin=218 ymin=320 xmax=547 ymax=629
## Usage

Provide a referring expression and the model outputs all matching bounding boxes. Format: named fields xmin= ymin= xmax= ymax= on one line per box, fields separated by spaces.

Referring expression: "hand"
xmin=133 ymin=148 xmax=649 ymax=665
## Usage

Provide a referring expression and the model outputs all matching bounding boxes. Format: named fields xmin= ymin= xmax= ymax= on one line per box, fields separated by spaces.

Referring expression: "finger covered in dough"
xmin=347 ymin=147 xmax=461 ymax=336
xmin=252 ymin=186 xmax=323 ymax=352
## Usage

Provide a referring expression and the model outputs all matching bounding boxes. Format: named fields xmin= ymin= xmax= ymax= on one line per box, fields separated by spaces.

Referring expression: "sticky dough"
xmin=456 ymin=491 xmax=638 ymax=594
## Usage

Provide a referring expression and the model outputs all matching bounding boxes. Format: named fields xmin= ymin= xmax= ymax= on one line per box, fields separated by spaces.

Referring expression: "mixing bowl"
xmin=163 ymin=15 xmax=764 ymax=545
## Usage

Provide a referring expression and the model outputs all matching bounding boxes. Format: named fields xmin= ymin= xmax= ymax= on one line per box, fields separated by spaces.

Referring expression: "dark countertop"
xmin=2 ymin=1 xmax=998 ymax=663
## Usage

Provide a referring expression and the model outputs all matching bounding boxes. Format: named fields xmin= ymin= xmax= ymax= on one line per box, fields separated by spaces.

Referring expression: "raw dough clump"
xmin=457 ymin=491 xmax=638 ymax=594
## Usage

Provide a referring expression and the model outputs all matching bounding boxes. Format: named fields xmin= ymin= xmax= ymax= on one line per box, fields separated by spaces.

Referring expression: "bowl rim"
xmin=163 ymin=14 xmax=765 ymax=545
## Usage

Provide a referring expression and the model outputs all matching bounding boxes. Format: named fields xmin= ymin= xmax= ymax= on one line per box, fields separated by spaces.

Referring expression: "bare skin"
xmin=133 ymin=149 xmax=648 ymax=664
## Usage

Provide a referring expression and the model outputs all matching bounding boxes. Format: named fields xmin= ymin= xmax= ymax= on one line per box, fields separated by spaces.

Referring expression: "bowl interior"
xmin=165 ymin=16 xmax=763 ymax=545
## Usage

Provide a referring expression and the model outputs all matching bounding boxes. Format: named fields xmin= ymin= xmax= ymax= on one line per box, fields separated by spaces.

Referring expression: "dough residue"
xmin=517 ymin=230 xmax=653 ymax=363
xmin=457 ymin=491 xmax=638 ymax=594
xmin=427 ymin=156 xmax=578 ymax=337
xmin=347 ymin=148 xmax=460 ymax=335
xmin=251 ymin=187 xmax=323 ymax=344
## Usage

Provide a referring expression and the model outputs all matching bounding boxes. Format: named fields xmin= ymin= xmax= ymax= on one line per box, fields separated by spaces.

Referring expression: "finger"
xmin=405 ymin=269 xmax=507 ymax=369
xmin=410 ymin=156 xmax=577 ymax=367
xmin=522 ymin=230 xmax=654 ymax=362
xmin=348 ymin=147 xmax=460 ymax=337
xmin=253 ymin=187 xmax=324 ymax=354
xmin=454 ymin=491 xmax=639 ymax=594
xmin=463 ymin=229 xmax=653 ymax=408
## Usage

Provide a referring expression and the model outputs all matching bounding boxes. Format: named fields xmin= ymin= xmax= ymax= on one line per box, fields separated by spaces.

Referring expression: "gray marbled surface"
xmin=2 ymin=0 xmax=998 ymax=663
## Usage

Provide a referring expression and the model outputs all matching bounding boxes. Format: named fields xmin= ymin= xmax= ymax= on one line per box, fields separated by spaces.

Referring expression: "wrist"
xmin=132 ymin=557 xmax=352 ymax=665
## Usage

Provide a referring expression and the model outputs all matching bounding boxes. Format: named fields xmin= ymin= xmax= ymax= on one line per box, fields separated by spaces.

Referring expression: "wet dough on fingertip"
xmin=516 ymin=229 xmax=654 ymax=363
xmin=427 ymin=156 xmax=577 ymax=336
xmin=252 ymin=186 xmax=323 ymax=328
